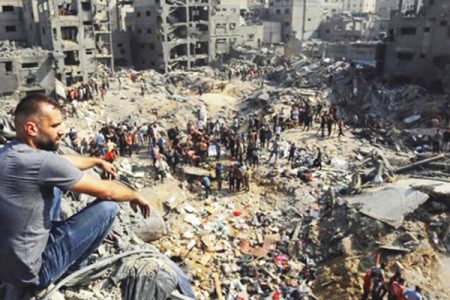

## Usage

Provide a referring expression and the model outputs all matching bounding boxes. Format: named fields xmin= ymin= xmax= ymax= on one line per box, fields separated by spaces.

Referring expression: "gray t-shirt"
xmin=0 ymin=141 xmax=83 ymax=286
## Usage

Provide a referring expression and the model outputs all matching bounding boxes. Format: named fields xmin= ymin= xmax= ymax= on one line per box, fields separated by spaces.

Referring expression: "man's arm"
xmin=63 ymin=154 xmax=104 ymax=170
xmin=70 ymin=173 xmax=151 ymax=218
xmin=63 ymin=154 xmax=116 ymax=177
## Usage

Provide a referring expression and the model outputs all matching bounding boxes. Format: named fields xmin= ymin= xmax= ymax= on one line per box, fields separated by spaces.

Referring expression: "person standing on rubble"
xmin=0 ymin=94 xmax=152 ymax=297
xmin=443 ymin=127 xmax=450 ymax=152
xmin=95 ymin=130 xmax=106 ymax=156
xmin=338 ymin=117 xmax=345 ymax=137
xmin=353 ymin=114 xmax=359 ymax=130
xmin=371 ymin=263 xmax=388 ymax=300
xmin=327 ymin=113 xmax=334 ymax=137
xmin=201 ymin=175 xmax=212 ymax=198
xmin=387 ymin=271 xmax=403 ymax=300
xmin=228 ymin=166 xmax=235 ymax=192
xmin=71 ymin=98 xmax=78 ymax=118
xmin=268 ymin=140 xmax=280 ymax=163
xmin=259 ymin=126 xmax=267 ymax=149
xmin=318 ymin=112 xmax=327 ymax=138
xmin=432 ymin=128 xmax=442 ymax=153
xmin=215 ymin=163 xmax=224 ymax=190
xmin=275 ymin=123 xmax=282 ymax=140
xmin=155 ymin=157 xmax=170 ymax=183
xmin=315 ymin=102 xmax=323 ymax=120
xmin=287 ymin=142 xmax=297 ymax=163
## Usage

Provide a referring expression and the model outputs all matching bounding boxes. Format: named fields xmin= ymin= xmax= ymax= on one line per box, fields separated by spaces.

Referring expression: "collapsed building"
xmin=319 ymin=12 xmax=389 ymax=42
xmin=0 ymin=0 xmax=448 ymax=96
xmin=131 ymin=0 xmax=242 ymax=72
xmin=267 ymin=0 xmax=322 ymax=42
xmin=321 ymin=0 xmax=344 ymax=18
xmin=111 ymin=0 xmax=134 ymax=67
xmin=384 ymin=0 xmax=450 ymax=92
xmin=0 ymin=0 xmax=26 ymax=44
xmin=0 ymin=0 xmax=114 ymax=88
xmin=342 ymin=0 xmax=377 ymax=13
xmin=34 ymin=0 xmax=114 ymax=85
xmin=0 ymin=42 xmax=55 ymax=96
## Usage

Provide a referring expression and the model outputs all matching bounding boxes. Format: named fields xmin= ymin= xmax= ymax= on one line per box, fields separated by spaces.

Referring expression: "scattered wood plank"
xmin=394 ymin=154 xmax=446 ymax=173
xmin=213 ymin=273 xmax=224 ymax=300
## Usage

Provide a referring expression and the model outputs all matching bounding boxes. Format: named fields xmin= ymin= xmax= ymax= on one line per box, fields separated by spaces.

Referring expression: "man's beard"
xmin=35 ymin=137 xmax=60 ymax=151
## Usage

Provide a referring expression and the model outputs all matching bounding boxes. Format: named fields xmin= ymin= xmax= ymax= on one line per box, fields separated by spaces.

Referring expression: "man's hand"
xmin=98 ymin=160 xmax=117 ymax=179
xmin=130 ymin=195 xmax=151 ymax=218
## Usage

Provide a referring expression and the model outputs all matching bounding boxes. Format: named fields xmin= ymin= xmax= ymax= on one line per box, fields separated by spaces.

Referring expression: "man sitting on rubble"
xmin=0 ymin=94 xmax=152 ymax=297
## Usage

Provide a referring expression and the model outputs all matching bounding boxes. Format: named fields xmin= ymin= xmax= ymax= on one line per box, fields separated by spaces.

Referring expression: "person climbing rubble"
xmin=155 ymin=156 xmax=170 ymax=183
xmin=0 ymin=94 xmax=152 ymax=298
xmin=388 ymin=271 xmax=404 ymax=300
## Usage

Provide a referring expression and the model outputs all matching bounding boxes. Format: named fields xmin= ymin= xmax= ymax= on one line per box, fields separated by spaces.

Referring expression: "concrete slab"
xmin=346 ymin=185 xmax=429 ymax=228
xmin=394 ymin=178 xmax=450 ymax=195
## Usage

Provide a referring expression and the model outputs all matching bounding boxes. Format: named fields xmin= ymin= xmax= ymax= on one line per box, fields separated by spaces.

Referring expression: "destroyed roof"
xmin=0 ymin=41 xmax=50 ymax=59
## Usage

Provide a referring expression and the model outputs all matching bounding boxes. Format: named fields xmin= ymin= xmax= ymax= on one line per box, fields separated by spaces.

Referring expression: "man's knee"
xmin=94 ymin=200 xmax=118 ymax=220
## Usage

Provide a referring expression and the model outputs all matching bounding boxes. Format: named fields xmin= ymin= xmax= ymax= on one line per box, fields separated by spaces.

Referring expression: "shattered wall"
xmin=322 ymin=41 xmax=384 ymax=67
xmin=0 ymin=0 xmax=26 ymax=43
xmin=110 ymin=0 xmax=133 ymax=67
xmin=342 ymin=0 xmax=376 ymax=13
xmin=238 ymin=23 xmax=264 ymax=49
xmin=267 ymin=0 xmax=321 ymax=42
xmin=0 ymin=46 xmax=55 ymax=96
xmin=262 ymin=21 xmax=282 ymax=44
xmin=319 ymin=12 xmax=388 ymax=42
xmin=383 ymin=0 xmax=450 ymax=92
xmin=22 ymin=0 xmax=41 ymax=46
xmin=35 ymin=0 xmax=113 ymax=85
xmin=130 ymin=0 xmax=162 ymax=71
xmin=375 ymin=0 xmax=400 ymax=18
xmin=321 ymin=0 xmax=344 ymax=18
xmin=209 ymin=0 xmax=241 ymax=61
xmin=131 ymin=0 xmax=241 ymax=72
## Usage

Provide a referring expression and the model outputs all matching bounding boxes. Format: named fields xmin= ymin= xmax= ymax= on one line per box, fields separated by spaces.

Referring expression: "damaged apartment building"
xmin=0 ymin=42 xmax=55 ymax=96
xmin=384 ymin=0 xmax=450 ymax=92
xmin=0 ymin=1 xmax=26 ymax=44
xmin=0 ymin=1 xmax=54 ymax=96
xmin=128 ymin=0 xmax=330 ymax=73
xmin=0 ymin=0 xmax=114 ymax=91
xmin=35 ymin=0 xmax=113 ymax=85
xmin=110 ymin=0 xmax=134 ymax=67
xmin=131 ymin=0 xmax=241 ymax=72
xmin=319 ymin=12 xmax=388 ymax=42
xmin=266 ymin=0 xmax=322 ymax=41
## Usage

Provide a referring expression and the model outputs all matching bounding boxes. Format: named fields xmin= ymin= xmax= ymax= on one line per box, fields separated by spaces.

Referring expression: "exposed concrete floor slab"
xmin=346 ymin=184 xmax=429 ymax=228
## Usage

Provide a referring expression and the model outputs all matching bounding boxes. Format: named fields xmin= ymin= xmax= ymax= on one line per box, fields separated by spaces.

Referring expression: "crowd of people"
xmin=362 ymin=263 xmax=424 ymax=300
xmin=63 ymin=78 xmax=110 ymax=117
xmin=65 ymin=95 xmax=351 ymax=199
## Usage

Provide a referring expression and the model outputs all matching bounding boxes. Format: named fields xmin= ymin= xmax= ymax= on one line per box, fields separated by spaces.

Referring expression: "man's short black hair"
xmin=415 ymin=286 xmax=421 ymax=293
xmin=14 ymin=94 xmax=60 ymax=122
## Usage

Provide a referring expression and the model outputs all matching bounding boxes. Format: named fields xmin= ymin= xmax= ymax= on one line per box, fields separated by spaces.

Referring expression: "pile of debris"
xmin=0 ymin=44 xmax=449 ymax=300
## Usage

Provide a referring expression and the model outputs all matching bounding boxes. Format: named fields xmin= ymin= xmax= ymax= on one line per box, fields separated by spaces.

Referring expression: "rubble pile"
xmin=0 ymin=46 xmax=449 ymax=300
xmin=0 ymin=41 xmax=49 ymax=59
